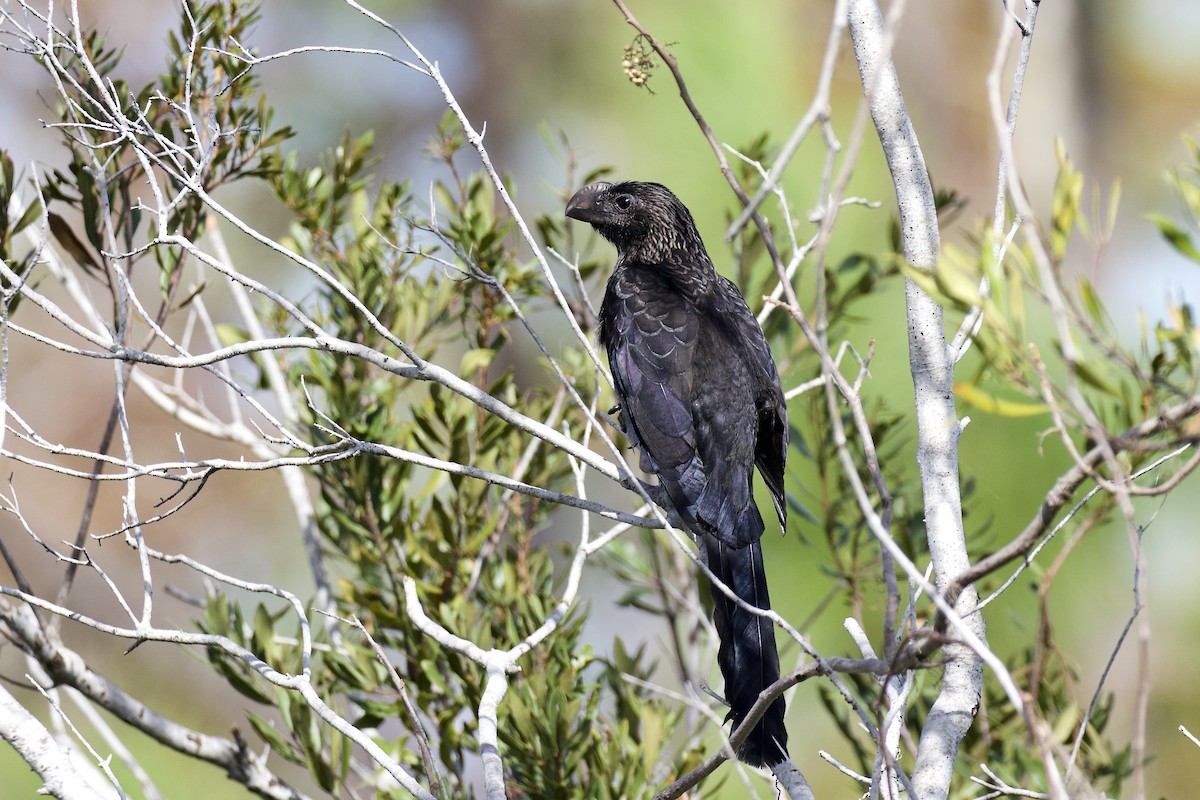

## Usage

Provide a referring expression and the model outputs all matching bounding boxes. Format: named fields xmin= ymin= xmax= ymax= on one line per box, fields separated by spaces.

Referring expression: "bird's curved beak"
xmin=565 ymin=182 xmax=613 ymax=223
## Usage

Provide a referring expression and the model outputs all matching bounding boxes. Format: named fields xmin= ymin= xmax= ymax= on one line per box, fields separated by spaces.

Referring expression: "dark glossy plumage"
xmin=566 ymin=180 xmax=789 ymax=767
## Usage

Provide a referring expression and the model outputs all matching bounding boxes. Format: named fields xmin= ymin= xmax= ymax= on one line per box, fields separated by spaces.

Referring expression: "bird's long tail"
xmin=705 ymin=535 xmax=789 ymax=768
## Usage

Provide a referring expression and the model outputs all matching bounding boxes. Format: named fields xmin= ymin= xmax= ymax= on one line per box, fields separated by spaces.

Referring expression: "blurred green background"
xmin=2 ymin=0 xmax=1199 ymax=797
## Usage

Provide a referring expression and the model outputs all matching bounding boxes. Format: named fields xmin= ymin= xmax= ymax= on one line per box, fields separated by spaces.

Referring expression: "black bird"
xmin=566 ymin=181 xmax=789 ymax=768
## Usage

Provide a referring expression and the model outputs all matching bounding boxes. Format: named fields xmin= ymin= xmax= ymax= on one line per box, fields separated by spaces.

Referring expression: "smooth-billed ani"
xmin=566 ymin=180 xmax=789 ymax=768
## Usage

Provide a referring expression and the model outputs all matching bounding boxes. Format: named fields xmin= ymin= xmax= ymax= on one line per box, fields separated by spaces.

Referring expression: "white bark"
xmin=0 ymin=683 xmax=104 ymax=800
xmin=845 ymin=2 xmax=986 ymax=798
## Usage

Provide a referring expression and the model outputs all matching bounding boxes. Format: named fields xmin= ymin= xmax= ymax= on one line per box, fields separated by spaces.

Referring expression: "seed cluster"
xmin=621 ymin=43 xmax=655 ymax=88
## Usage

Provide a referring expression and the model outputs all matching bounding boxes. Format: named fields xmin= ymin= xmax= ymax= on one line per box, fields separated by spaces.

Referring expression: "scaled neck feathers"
xmin=612 ymin=184 xmax=716 ymax=299
xmin=617 ymin=246 xmax=716 ymax=301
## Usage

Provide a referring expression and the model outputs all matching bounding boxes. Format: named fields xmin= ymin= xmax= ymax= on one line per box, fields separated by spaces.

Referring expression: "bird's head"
xmin=565 ymin=180 xmax=707 ymax=265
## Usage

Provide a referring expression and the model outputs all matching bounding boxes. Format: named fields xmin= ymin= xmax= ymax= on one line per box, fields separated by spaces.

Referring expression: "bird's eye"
xmin=613 ymin=194 xmax=633 ymax=210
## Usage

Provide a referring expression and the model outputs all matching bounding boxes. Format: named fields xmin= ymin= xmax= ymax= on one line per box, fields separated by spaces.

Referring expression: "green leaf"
xmin=213 ymin=324 xmax=250 ymax=347
xmin=460 ymin=348 xmax=494 ymax=375
xmin=209 ymin=650 xmax=272 ymax=704
xmin=1073 ymin=358 xmax=1120 ymax=396
xmin=47 ymin=212 xmax=100 ymax=273
xmin=12 ymin=199 xmax=40 ymax=239
xmin=248 ymin=713 xmax=304 ymax=763
xmin=954 ymin=383 xmax=1048 ymax=417
xmin=252 ymin=604 xmax=277 ymax=664
xmin=1147 ymin=212 xmax=1200 ymax=263
xmin=1051 ymin=703 xmax=1081 ymax=743
xmin=1077 ymin=278 xmax=1110 ymax=331
xmin=1051 ymin=139 xmax=1083 ymax=260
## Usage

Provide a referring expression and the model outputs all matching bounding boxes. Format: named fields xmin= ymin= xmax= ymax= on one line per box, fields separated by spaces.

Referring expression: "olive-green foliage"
xmin=9 ymin=0 xmax=292 ymax=327
xmin=13 ymin=0 xmax=695 ymax=795
xmin=910 ymin=141 xmax=1200 ymax=460
xmin=0 ymin=151 xmax=41 ymax=313
xmin=239 ymin=121 xmax=701 ymax=796
xmin=193 ymin=45 xmax=701 ymax=800
xmin=815 ymin=644 xmax=1136 ymax=799
xmin=966 ymin=651 xmax=1132 ymax=798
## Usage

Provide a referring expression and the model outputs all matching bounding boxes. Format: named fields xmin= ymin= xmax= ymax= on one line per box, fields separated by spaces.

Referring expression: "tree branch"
xmin=0 ymin=681 xmax=100 ymax=800
xmin=1 ymin=600 xmax=313 ymax=800
xmin=845 ymin=3 xmax=986 ymax=799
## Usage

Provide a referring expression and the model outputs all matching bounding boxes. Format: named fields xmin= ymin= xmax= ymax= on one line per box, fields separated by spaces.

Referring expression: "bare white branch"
xmin=0 ymin=682 xmax=104 ymax=800
xmin=1181 ymin=725 xmax=1200 ymax=749
xmin=845 ymin=5 xmax=997 ymax=800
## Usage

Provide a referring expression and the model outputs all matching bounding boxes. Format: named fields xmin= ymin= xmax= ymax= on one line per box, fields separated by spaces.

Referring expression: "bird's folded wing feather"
xmin=606 ymin=271 xmax=706 ymax=507
xmin=713 ymin=277 xmax=788 ymax=527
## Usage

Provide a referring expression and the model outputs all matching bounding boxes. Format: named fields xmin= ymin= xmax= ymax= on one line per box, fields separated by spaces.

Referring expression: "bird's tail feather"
xmin=705 ymin=534 xmax=789 ymax=768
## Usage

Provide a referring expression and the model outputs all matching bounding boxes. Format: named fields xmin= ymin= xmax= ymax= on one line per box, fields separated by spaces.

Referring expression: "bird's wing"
xmin=715 ymin=277 xmax=788 ymax=529
xmin=604 ymin=268 xmax=707 ymax=512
